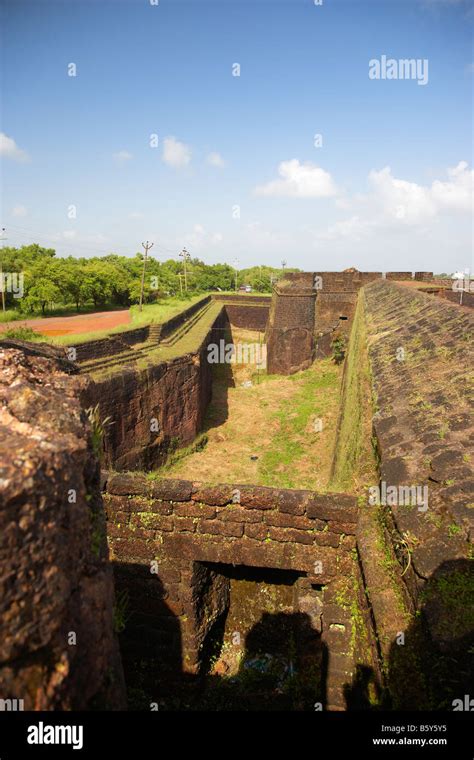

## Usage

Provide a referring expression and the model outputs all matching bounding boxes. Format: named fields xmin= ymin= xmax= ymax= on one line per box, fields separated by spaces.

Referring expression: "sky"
xmin=1 ymin=0 xmax=473 ymax=272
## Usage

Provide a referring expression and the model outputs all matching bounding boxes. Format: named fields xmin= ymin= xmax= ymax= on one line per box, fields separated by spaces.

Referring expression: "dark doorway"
xmin=195 ymin=563 xmax=327 ymax=710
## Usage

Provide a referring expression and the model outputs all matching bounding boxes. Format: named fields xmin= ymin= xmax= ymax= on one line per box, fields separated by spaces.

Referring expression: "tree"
xmin=81 ymin=261 xmax=116 ymax=307
xmin=20 ymin=278 xmax=61 ymax=315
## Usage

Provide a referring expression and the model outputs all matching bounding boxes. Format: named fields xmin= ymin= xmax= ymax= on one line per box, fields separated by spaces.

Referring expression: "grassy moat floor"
xmin=162 ymin=328 xmax=343 ymax=491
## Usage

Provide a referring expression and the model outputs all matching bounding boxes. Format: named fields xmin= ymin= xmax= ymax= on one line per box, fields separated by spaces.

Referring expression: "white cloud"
xmin=254 ymin=159 xmax=337 ymax=198
xmin=183 ymin=224 xmax=222 ymax=250
xmin=315 ymin=215 xmax=376 ymax=242
xmin=129 ymin=211 xmax=145 ymax=219
xmin=367 ymin=162 xmax=473 ymax=223
xmin=12 ymin=205 xmax=27 ymax=217
xmin=207 ymin=151 xmax=226 ymax=168
xmin=163 ymin=136 xmax=191 ymax=168
xmin=0 ymin=133 xmax=29 ymax=162
xmin=430 ymin=161 xmax=473 ymax=211
xmin=113 ymin=150 xmax=133 ymax=162
xmin=368 ymin=166 xmax=437 ymax=223
xmin=311 ymin=161 xmax=473 ymax=250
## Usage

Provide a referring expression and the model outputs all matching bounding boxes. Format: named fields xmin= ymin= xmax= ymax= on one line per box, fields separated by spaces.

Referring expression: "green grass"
xmin=1 ymin=325 xmax=47 ymax=342
xmin=330 ymin=291 xmax=378 ymax=491
xmin=128 ymin=294 xmax=207 ymax=327
xmin=52 ymin=294 xmax=209 ymax=345
xmin=0 ymin=309 xmax=22 ymax=323
xmin=89 ymin=301 xmax=224 ymax=379
xmin=0 ymin=303 xmax=126 ymax=322
xmin=258 ymin=360 xmax=340 ymax=489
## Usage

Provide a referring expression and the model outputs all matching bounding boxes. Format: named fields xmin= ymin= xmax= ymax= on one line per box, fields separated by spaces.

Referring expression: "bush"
xmin=0 ymin=310 xmax=21 ymax=323
xmin=2 ymin=325 xmax=46 ymax=342
xmin=331 ymin=334 xmax=347 ymax=364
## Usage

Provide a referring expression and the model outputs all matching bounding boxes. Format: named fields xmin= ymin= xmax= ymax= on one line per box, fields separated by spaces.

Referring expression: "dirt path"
xmin=0 ymin=309 xmax=130 ymax=337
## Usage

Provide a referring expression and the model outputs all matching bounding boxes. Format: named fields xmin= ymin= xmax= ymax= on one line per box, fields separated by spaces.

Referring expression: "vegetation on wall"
xmin=330 ymin=292 xmax=378 ymax=491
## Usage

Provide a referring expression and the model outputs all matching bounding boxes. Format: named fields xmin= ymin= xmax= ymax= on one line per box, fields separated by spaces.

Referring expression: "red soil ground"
xmin=0 ymin=309 xmax=131 ymax=337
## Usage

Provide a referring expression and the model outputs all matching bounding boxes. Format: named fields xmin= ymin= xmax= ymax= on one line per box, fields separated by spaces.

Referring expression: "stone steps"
xmin=78 ymin=301 xmax=214 ymax=374
xmin=147 ymin=324 xmax=163 ymax=341
xmin=159 ymin=301 xmax=213 ymax=346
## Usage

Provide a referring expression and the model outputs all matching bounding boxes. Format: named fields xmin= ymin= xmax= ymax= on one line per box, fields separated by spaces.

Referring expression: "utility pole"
xmin=0 ymin=228 xmax=6 ymax=313
xmin=178 ymin=273 xmax=183 ymax=296
xmin=233 ymin=258 xmax=239 ymax=292
xmin=179 ymin=247 xmax=190 ymax=292
xmin=139 ymin=240 xmax=154 ymax=312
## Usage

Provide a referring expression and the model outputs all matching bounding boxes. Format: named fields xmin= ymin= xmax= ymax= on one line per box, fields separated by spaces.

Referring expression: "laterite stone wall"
xmin=103 ymin=472 xmax=360 ymax=709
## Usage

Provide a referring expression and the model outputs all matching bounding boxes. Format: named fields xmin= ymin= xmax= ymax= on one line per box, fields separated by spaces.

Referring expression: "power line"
xmin=139 ymin=240 xmax=154 ymax=312
xmin=179 ymin=247 xmax=191 ymax=291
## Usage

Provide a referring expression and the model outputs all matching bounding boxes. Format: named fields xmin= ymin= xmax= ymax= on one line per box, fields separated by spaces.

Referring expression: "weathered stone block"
xmin=314 ymin=531 xmax=340 ymax=548
xmin=264 ymin=510 xmax=317 ymax=530
xmin=173 ymin=517 xmax=197 ymax=533
xmin=150 ymin=479 xmax=193 ymax=502
xmin=192 ymin=484 xmax=236 ymax=505
xmin=130 ymin=513 xmax=173 ymax=532
xmin=107 ymin=472 xmax=150 ymax=496
xmin=237 ymin=486 xmax=278 ymax=509
xmin=268 ymin=526 xmax=313 ymax=545
xmin=277 ymin=489 xmax=312 ymax=516
xmin=328 ymin=521 xmax=357 ymax=535
xmin=174 ymin=502 xmax=216 ymax=519
xmin=110 ymin=538 xmax=155 ymax=562
xmin=306 ymin=494 xmax=358 ymax=523
xmin=216 ymin=505 xmax=262 ymax=523
xmin=198 ymin=520 xmax=244 ymax=538
xmin=245 ymin=523 xmax=269 ymax=541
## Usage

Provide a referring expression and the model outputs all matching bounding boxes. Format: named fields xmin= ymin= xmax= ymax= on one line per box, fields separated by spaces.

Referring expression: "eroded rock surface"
xmin=0 ymin=345 xmax=126 ymax=710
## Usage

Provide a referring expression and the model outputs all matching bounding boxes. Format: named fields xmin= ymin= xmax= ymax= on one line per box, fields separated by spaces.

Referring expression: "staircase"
xmin=78 ymin=300 xmax=215 ymax=375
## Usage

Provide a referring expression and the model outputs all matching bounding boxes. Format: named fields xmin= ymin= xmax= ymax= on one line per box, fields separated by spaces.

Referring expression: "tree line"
xmin=0 ymin=244 xmax=293 ymax=315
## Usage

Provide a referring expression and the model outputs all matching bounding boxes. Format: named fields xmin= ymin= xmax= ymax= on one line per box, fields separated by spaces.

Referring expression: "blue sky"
xmin=1 ymin=0 xmax=473 ymax=272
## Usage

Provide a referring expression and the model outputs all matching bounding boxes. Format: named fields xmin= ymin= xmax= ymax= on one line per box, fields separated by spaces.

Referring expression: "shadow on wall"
xmin=197 ymin=611 xmax=328 ymax=711
xmin=111 ymin=561 xmax=183 ymax=710
xmin=199 ymin=319 xmax=257 ymax=435
xmin=114 ymin=558 xmax=473 ymax=710
xmin=200 ymin=331 xmax=234 ymax=434
xmin=113 ymin=561 xmax=328 ymax=711
xmin=343 ymin=558 xmax=474 ymax=710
